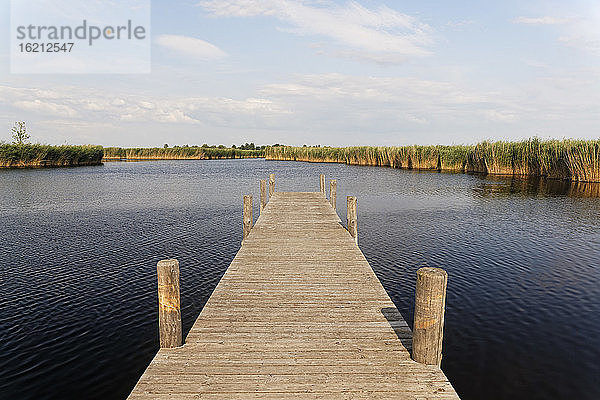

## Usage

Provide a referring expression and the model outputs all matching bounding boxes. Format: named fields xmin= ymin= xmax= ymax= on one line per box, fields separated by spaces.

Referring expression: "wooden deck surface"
xmin=128 ymin=191 xmax=460 ymax=399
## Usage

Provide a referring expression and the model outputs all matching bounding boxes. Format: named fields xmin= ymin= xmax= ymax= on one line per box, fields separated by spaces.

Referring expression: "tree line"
xmin=163 ymin=142 xmax=286 ymax=150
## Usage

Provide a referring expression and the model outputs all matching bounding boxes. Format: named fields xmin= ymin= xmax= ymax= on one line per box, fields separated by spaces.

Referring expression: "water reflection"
xmin=472 ymin=174 xmax=600 ymax=198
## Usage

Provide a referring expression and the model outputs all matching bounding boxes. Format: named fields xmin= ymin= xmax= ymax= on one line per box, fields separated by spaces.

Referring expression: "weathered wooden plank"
xmin=260 ymin=179 xmax=267 ymax=212
xmin=413 ymin=267 xmax=448 ymax=366
xmin=128 ymin=392 xmax=459 ymax=400
xmin=330 ymin=179 xmax=337 ymax=209
xmin=242 ymin=195 xmax=252 ymax=241
xmin=156 ymin=259 xmax=182 ymax=349
xmin=269 ymin=174 xmax=275 ymax=197
xmin=128 ymin=191 xmax=459 ymax=399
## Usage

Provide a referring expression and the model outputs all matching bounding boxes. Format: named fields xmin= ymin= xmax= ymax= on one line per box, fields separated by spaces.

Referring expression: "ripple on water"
xmin=1 ymin=161 xmax=599 ymax=400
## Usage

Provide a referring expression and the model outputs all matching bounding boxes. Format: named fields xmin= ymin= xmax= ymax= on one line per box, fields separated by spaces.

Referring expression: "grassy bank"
xmin=103 ymin=147 xmax=263 ymax=160
xmin=0 ymin=144 xmax=104 ymax=168
xmin=265 ymin=139 xmax=600 ymax=182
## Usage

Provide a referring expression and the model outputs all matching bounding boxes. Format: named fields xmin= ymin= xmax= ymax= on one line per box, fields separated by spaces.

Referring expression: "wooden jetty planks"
xmin=128 ymin=191 xmax=459 ymax=399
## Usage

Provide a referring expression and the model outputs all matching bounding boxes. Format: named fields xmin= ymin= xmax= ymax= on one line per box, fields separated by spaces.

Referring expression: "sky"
xmin=0 ymin=0 xmax=599 ymax=147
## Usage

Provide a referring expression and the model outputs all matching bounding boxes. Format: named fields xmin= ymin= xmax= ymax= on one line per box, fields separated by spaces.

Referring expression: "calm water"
xmin=1 ymin=159 xmax=599 ymax=400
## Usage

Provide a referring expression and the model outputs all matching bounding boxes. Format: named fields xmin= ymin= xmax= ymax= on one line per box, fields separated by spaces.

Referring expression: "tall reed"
xmin=0 ymin=144 xmax=103 ymax=167
xmin=103 ymin=147 xmax=262 ymax=160
xmin=264 ymin=139 xmax=600 ymax=182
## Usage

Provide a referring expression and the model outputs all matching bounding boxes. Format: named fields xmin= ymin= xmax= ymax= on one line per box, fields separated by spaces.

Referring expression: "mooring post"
xmin=243 ymin=195 xmax=253 ymax=241
xmin=412 ymin=267 xmax=448 ymax=366
xmin=260 ymin=180 xmax=267 ymax=211
xmin=320 ymin=174 xmax=325 ymax=195
xmin=157 ymin=259 xmax=182 ymax=348
xmin=330 ymin=179 xmax=337 ymax=209
xmin=346 ymin=196 xmax=357 ymax=244
xmin=269 ymin=174 xmax=275 ymax=198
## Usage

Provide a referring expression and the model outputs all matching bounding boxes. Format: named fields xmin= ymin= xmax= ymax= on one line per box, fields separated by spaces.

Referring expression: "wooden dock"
xmin=128 ymin=189 xmax=460 ymax=399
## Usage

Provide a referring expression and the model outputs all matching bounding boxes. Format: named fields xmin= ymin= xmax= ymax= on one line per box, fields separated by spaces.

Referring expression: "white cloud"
xmin=513 ymin=14 xmax=600 ymax=55
xmin=198 ymin=0 xmax=433 ymax=62
xmin=0 ymin=84 xmax=289 ymax=128
xmin=155 ymin=34 xmax=227 ymax=60
xmin=524 ymin=59 xmax=550 ymax=68
xmin=257 ymin=73 xmax=523 ymax=136
xmin=14 ymin=99 xmax=80 ymax=118
xmin=483 ymin=109 xmax=518 ymax=123
xmin=257 ymin=71 xmax=600 ymax=142
xmin=328 ymin=49 xmax=411 ymax=64
xmin=261 ymin=73 xmax=485 ymax=106
xmin=559 ymin=34 xmax=600 ymax=54
xmin=557 ymin=14 xmax=600 ymax=54
xmin=513 ymin=16 xmax=571 ymax=25
xmin=2 ymin=67 xmax=599 ymax=146
xmin=446 ymin=20 xmax=475 ymax=28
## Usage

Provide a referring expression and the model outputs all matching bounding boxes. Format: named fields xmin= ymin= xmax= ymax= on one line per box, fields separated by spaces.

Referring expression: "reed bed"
xmin=264 ymin=139 xmax=600 ymax=182
xmin=103 ymin=147 xmax=263 ymax=160
xmin=0 ymin=144 xmax=103 ymax=167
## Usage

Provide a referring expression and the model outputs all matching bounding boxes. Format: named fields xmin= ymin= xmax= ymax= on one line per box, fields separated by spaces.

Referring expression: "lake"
xmin=1 ymin=159 xmax=599 ymax=399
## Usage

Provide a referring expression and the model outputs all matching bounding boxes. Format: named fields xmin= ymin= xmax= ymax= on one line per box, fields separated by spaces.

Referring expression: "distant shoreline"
xmin=0 ymin=145 xmax=263 ymax=168
xmin=265 ymin=139 xmax=600 ymax=183
xmin=3 ymin=140 xmax=599 ymax=183
xmin=102 ymin=147 xmax=262 ymax=161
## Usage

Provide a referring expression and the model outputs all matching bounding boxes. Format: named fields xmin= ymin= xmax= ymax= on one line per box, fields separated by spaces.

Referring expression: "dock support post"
xmin=260 ymin=180 xmax=267 ymax=211
xmin=346 ymin=196 xmax=357 ymax=244
xmin=269 ymin=174 xmax=275 ymax=198
xmin=412 ymin=267 xmax=448 ymax=366
xmin=243 ymin=195 xmax=253 ymax=241
xmin=330 ymin=180 xmax=337 ymax=209
xmin=320 ymin=174 xmax=325 ymax=195
xmin=157 ymin=259 xmax=182 ymax=348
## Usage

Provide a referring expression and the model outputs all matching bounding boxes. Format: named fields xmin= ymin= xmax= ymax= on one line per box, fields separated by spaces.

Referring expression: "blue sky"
xmin=1 ymin=0 xmax=599 ymax=146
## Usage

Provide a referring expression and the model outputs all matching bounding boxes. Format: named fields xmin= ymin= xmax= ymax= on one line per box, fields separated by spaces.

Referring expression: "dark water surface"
xmin=1 ymin=159 xmax=599 ymax=400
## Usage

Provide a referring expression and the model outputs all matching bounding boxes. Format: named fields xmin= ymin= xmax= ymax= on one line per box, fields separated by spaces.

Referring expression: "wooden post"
xmin=269 ymin=174 xmax=275 ymax=198
xmin=346 ymin=196 xmax=357 ymax=244
xmin=320 ymin=174 xmax=325 ymax=195
xmin=330 ymin=180 xmax=337 ymax=209
xmin=243 ymin=195 xmax=253 ymax=241
xmin=157 ymin=259 xmax=182 ymax=348
xmin=412 ymin=267 xmax=448 ymax=366
xmin=260 ymin=180 xmax=267 ymax=211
